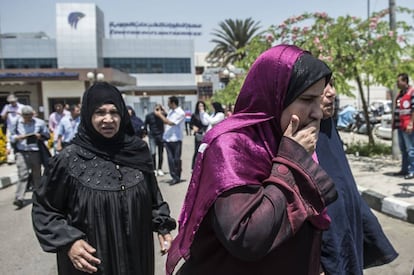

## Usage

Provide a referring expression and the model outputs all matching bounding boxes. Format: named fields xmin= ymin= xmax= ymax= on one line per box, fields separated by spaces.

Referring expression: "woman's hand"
xmin=158 ymin=233 xmax=173 ymax=255
xmin=68 ymin=239 xmax=101 ymax=273
xmin=192 ymin=126 xmax=199 ymax=134
xmin=283 ymin=115 xmax=320 ymax=153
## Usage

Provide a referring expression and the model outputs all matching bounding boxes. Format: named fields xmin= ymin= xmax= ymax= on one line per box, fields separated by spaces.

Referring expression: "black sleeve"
xmin=144 ymin=172 xmax=177 ymax=235
xmin=32 ymin=155 xmax=85 ymax=253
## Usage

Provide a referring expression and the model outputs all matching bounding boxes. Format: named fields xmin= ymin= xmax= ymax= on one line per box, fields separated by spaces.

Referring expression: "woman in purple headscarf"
xmin=166 ymin=44 xmax=337 ymax=275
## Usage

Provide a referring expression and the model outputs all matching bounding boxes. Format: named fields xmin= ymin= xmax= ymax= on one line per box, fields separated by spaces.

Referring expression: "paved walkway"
xmin=340 ymin=131 xmax=414 ymax=223
xmin=1 ymin=133 xmax=413 ymax=223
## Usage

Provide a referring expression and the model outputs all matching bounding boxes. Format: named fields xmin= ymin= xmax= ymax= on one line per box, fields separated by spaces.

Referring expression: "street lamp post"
xmin=87 ymin=71 xmax=104 ymax=87
xmin=219 ymin=67 xmax=236 ymax=88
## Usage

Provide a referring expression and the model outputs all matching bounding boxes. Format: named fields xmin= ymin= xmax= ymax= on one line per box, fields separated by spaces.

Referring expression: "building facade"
xmin=0 ymin=3 xmax=198 ymax=120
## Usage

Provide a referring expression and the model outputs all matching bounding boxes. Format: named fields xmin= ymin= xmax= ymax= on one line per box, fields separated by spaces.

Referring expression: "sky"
xmin=0 ymin=0 xmax=413 ymax=52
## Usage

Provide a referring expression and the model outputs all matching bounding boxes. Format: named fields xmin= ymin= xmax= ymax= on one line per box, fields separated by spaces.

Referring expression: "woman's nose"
xmin=103 ymin=113 xmax=113 ymax=121
xmin=313 ymin=100 xmax=323 ymax=120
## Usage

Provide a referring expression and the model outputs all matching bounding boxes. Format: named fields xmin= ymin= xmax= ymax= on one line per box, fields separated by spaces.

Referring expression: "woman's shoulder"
xmin=52 ymin=144 xmax=96 ymax=169
xmin=209 ymin=130 xmax=253 ymax=150
xmin=59 ymin=144 xmax=94 ymax=159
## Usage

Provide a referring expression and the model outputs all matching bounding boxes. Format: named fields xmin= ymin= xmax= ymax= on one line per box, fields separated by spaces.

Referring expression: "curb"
xmin=0 ymin=175 xmax=17 ymax=189
xmin=358 ymin=185 xmax=414 ymax=224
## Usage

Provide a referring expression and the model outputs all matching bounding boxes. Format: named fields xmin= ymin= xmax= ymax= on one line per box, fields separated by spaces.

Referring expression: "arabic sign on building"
xmin=109 ymin=21 xmax=202 ymax=37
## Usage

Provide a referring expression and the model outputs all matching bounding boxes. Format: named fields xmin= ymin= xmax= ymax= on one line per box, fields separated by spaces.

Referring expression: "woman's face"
xmin=321 ymin=83 xmax=336 ymax=119
xmin=198 ymin=102 xmax=205 ymax=111
xmin=280 ymin=78 xmax=325 ymax=131
xmin=92 ymin=104 xmax=121 ymax=138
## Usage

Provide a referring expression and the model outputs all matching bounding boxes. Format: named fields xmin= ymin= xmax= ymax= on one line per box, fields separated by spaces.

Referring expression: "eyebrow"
xmin=96 ymin=106 xmax=118 ymax=110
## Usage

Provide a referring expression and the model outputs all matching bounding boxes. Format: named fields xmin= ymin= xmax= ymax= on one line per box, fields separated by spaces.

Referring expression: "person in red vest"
xmin=393 ymin=73 xmax=414 ymax=179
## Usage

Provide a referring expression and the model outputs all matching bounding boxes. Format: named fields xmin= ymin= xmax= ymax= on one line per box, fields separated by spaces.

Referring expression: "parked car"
xmin=369 ymin=100 xmax=392 ymax=116
xmin=374 ymin=113 xmax=392 ymax=140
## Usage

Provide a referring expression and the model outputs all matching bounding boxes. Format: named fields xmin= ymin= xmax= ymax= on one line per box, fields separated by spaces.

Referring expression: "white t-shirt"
xmin=163 ymin=106 xmax=185 ymax=142
xmin=1 ymin=102 xmax=25 ymax=131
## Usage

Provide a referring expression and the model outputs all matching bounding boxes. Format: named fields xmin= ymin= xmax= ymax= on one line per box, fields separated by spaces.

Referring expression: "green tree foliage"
xmin=212 ymin=35 xmax=272 ymax=105
xmin=207 ymin=18 xmax=263 ymax=67
xmin=212 ymin=7 xmax=414 ymax=147
xmin=269 ymin=7 xmax=414 ymax=145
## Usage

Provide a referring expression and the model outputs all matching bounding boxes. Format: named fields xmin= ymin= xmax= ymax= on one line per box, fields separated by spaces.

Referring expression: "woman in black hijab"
xmin=32 ymin=82 xmax=176 ymax=275
xmin=317 ymin=80 xmax=397 ymax=274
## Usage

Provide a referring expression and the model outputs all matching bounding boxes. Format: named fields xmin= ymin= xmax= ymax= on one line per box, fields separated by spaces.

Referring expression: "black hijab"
xmin=284 ymin=53 xmax=332 ymax=108
xmin=72 ymin=82 xmax=153 ymax=172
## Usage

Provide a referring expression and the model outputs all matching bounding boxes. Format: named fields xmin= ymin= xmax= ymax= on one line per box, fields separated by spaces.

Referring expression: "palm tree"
xmin=207 ymin=18 xmax=262 ymax=67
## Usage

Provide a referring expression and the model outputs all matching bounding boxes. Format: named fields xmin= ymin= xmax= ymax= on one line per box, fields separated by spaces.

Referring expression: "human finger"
xmin=79 ymin=242 xmax=101 ymax=265
xmin=283 ymin=115 xmax=300 ymax=137
xmin=69 ymin=240 xmax=100 ymax=272
xmin=158 ymin=234 xmax=173 ymax=255
xmin=77 ymin=257 xmax=98 ymax=273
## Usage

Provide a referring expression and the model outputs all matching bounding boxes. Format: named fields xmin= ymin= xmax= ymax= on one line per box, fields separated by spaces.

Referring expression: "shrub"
xmin=345 ymin=141 xmax=391 ymax=157
xmin=0 ymin=125 xmax=7 ymax=164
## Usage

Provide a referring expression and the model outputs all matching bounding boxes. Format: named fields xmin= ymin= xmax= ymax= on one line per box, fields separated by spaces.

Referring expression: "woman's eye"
xmin=302 ymin=97 xmax=314 ymax=102
xmin=94 ymin=110 xmax=119 ymax=116
xmin=95 ymin=110 xmax=106 ymax=115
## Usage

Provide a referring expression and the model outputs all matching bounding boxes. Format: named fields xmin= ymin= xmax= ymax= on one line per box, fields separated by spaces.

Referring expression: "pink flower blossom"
xmin=266 ymin=34 xmax=274 ymax=42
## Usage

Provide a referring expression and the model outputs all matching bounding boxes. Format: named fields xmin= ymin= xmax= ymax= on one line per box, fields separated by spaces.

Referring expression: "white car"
xmin=369 ymin=100 xmax=392 ymax=116
xmin=374 ymin=114 xmax=392 ymax=140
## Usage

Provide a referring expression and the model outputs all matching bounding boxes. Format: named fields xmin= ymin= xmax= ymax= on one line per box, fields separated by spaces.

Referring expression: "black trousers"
xmin=164 ymin=141 xmax=182 ymax=181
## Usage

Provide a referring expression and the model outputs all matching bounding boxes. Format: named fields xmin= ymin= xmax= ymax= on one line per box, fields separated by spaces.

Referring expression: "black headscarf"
xmin=284 ymin=53 xmax=332 ymax=108
xmin=72 ymin=82 xmax=153 ymax=172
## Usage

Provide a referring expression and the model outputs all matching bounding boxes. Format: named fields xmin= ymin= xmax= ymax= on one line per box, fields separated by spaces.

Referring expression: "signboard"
xmin=109 ymin=21 xmax=202 ymax=37
xmin=0 ymin=72 xmax=79 ymax=79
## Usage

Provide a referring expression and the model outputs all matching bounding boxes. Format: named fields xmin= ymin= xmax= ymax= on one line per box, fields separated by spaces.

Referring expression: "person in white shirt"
xmin=201 ymin=102 xmax=226 ymax=132
xmin=155 ymin=96 xmax=185 ymax=185
xmin=1 ymin=94 xmax=25 ymax=164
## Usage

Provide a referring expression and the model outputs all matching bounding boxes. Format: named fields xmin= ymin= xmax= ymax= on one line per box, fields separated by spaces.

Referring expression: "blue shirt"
xmin=11 ymin=117 xmax=50 ymax=152
xmin=56 ymin=116 xmax=80 ymax=143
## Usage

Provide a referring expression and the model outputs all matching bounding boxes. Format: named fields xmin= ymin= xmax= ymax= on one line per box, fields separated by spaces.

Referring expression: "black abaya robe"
xmin=32 ymin=145 xmax=176 ymax=275
xmin=317 ymin=118 xmax=398 ymax=275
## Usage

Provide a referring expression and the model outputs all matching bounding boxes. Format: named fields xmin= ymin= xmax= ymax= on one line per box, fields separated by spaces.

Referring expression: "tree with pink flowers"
xmin=269 ymin=7 xmax=414 ymax=145
xmin=213 ymin=7 xmax=414 ymax=146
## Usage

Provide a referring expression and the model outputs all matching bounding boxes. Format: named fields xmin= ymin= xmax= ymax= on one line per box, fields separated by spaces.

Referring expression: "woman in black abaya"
xmin=32 ymin=82 xmax=176 ymax=275
xmin=317 ymin=80 xmax=397 ymax=274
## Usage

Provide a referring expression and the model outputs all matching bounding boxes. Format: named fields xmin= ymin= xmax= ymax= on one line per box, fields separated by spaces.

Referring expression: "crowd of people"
xmin=0 ymin=43 xmax=404 ymax=274
xmin=1 ymin=84 xmax=230 ymax=209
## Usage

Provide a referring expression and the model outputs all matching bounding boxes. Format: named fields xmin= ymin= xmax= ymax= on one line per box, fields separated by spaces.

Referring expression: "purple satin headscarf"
xmin=166 ymin=44 xmax=328 ymax=274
